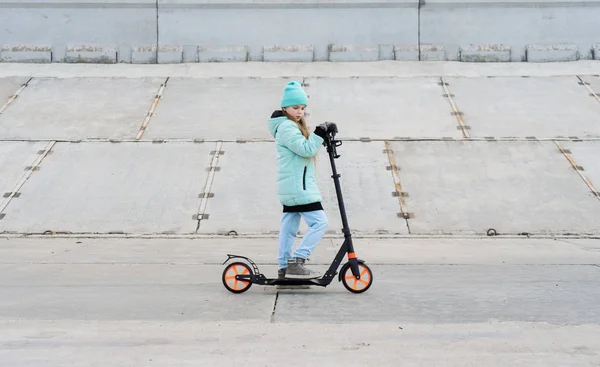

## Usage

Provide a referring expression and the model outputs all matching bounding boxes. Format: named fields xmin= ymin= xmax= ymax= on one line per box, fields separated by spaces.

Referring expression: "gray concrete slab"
xmin=0 ymin=142 xmax=212 ymax=234
xmin=158 ymin=1 xmax=417 ymax=62
xmin=558 ymin=238 xmax=600 ymax=252
xmin=581 ymin=75 xmax=600 ymax=97
xmin=0 ymin=77 xmax=164 ymax=140
xmin=390 ymin=141 xmax=600 ymax=235
xmin=0 ymin=77 xmax=28 ymax=107
xmin=4 ymin=237 xmax=600 ymax=267
xmin=1 ymin=237 xmax=599 ymax=365
xmin=0 ymin=283 xmax=273 ymax=322
xmin=563 ymin=141 xmax=600 ymax=198
xmin=0 ymin=258 xmax=274 ymax=324
xmin=421 ymin=1 xmax=600 ymax=62
xmin=143 ymin=77 xmax=300 ymax=140
xmin=274 ymin=264 xmax=600 ymax=324
xmin=314 ymin=141 xmax=409 ymax=235
xmin=305 ymin=77 xmax=459 ymax=139
xmin=27 ymin=237 xmax=297 ymax=265
xmin=2 ymin=61 xmax=600 ymax=80
xmin=196 ymin=141 xmax=279 ymax=234
xmin=1 ymin=321 xmax=599 ymax=367
xmin=447 ymin=76 xmax=600 ymax=138
xmin=0 ymin=237 xmax=77 ymax=264
xmin=198 ymin=141 xmax=407 ymax=235
xmin=0 ymin=142 xmax=47 ymax=204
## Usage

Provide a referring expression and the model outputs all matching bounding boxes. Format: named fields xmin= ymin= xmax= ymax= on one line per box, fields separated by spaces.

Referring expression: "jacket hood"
xmin=267 ymin=110 xmax=288 ymax=138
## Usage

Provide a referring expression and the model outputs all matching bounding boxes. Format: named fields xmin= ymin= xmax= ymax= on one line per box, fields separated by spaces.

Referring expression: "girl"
xmin=267 ymin=81 xmax=334 ymax=279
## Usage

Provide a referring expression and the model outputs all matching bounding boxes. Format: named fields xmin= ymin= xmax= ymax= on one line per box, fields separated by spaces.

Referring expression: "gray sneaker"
xmin=278 ymin=268 xmax=286 ymax=279
xmin=286 ymin=257 xmax=321 ymax=279
xmin=276 ymin=267 xmax=311 ymax=289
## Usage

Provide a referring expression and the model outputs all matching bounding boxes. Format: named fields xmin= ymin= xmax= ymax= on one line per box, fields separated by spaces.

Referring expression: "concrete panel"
xmin=446 ymin=76 xmax=600 ymax=138
xmin=305 ymin=77 xmax=459 ymax=139
xmin=9 ymin=237 xmax=600 ymax=267
xmin=158 ymin=46 xmax=183 ymax=64
xmin=581 ymin=75 xmax=600 ymax=97
xmin=198 ymin=46 xmax=248 ymax=62
xmin=419 ymin=44 xmax=447 ymax=61
xmin=526 ymin=44 xmax=579 ymax=62
xmin=393 ymin=45 xmax=419 ymax=61
xmin=26 ymin=237 xmax=325 ymax=266
xmin=274 ymin=265 xmax=600 ymax=324
xmin=329 ymin=45 xmax=379 ymax=62
xmin=390 ymin=141 xmax=600 ymax=235
xmin=0 ymin=238 xmax=79 ymax=264
xmin=144 ymin=77 xmax=299 ymax=140
xmin=0 ymin=77 xmax=28 ymax=106
xmin=0 ymin=282 xmax=273 ymax=322
xmin=459 ymin=44 xmax=511 ymax=62
xmin=0 ymin=142 xmax=212 ymax=234
xmin=2 ymin=322 xmax=600 ymax=367
xmin=158 ymin=0 xmax=418 ymax=61
xmin=421 ymin=0 xmax=600 ymax=61
xmin=0 ymin=142 xmax=48 ymax=206
xmin=314 ymin=141 xmax=408 ymax=235
xmin=263 ymin=45 xmax=314 ymax=62
xmin=198 ymin=141 xmax=406 ymax=235
xmin=0 ymin=77 xmax=164 ymax=140
xmin=563 ymin=141 xmax=600 ymax=197
xmin=0 ymin=45 xmax=52 ymax=63
xmin=65 ymin=45 xmax=117 ymax=64
xmin=131 ymin=46 xmax=157 ymax=64
xmin=0 ymin=1 xmax=157 ymax=62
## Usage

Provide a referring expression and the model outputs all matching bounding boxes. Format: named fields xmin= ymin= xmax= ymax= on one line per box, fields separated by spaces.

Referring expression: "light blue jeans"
xmin=278 ymin=210 xmax=328 ymax=269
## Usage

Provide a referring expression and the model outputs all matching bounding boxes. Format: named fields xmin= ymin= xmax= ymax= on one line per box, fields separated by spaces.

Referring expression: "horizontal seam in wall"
xmin=421 ymin=1 xmax=600 ymax=8
xmin=159 ymin=3 xmax=418 ymax=9
xmin=0 ymin=3 xmax=156 ymax=8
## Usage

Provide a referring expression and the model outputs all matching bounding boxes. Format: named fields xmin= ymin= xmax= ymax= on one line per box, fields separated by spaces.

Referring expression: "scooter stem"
xmin=325 ymin=133 xmax=356 ymax=255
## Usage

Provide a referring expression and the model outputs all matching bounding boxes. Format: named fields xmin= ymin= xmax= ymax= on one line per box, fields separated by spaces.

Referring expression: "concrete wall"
xmin=421 ymin=0 xmax=600 ymax=62
xmin=0 ymin=0 xmax=157 ymax=63
xmin=158 ymin=0 xmax=418 ymax=62
xmin=0 ymin=0 xmax=599 ymax=63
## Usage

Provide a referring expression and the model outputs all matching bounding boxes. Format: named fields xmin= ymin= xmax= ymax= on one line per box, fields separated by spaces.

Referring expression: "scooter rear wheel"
xmin=341 ymin=263 xmax=373 ymax=293
xmin=222 ymin=262 xmax=253 ymax=293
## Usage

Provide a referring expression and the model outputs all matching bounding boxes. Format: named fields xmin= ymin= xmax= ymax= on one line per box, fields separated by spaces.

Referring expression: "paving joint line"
xmin=1 ymin=233 xmax=599 ymax=240
xmin=554 ymin=140 xmax=600 ymax=202
xmin=577 ymin=75 xmax=600 ymax=104
xmin=194 ymin=141 xmax=223 ymax=232
xmin=135 ymin=77 xmax=169 ymax=140
xmin=2 ymin=137 xmax=600 ymax=143
xmin=0 ymin=141 xmax=56 ymax=220
xmin=440 ymin=76 xmax=470 ymax=139
xmin=0 ymin=77 xmax=32 ymax=115
xmin=383 ymin=141 xmax=412 ymax=232
xmin=270 ymin=292 xmax=279 ymax=323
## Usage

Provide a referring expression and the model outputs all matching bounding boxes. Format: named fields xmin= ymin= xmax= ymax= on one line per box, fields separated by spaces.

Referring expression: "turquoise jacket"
xmin=267 ymin=115 xmax=324 ymax=207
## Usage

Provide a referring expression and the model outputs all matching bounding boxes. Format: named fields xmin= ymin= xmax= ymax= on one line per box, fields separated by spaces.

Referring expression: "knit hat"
xmin=280 ymin=81 xmax=308 ymax=108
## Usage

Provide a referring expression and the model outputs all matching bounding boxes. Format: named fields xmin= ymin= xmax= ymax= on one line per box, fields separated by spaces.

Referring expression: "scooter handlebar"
xmin=322 ymin=121 xmax=338 ymax=141
xmin=322 ymin=122 xmax=341 ymax=158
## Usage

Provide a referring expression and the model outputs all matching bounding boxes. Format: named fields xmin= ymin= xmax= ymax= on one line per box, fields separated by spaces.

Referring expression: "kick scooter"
xmin=221 ymin=124 xmax=373 ymax=294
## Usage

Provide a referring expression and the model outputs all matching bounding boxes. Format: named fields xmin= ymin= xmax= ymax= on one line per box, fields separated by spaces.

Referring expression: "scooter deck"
xmin=265 ymin=277 xmax=327 ymax=287
xmin=236 ymin=274 xmax=331 ymax=287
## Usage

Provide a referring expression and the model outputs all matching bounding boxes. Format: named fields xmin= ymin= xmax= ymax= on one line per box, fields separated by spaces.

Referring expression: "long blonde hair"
xmin=282 ymin=110 xmax=317 ymax=163
xmin=283 ymin=110 xmax=310 ymax=139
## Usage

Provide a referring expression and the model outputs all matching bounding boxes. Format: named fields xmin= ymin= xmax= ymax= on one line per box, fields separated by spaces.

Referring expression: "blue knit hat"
xmin=280 ymin=81 xmax=308 ymax=108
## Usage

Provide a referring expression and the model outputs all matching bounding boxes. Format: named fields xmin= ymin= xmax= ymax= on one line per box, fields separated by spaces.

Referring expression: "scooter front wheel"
xmin=341 ymin=262 xmax=373 ymax=293
xmin=222 ymin=262 xmax=253 ymax=293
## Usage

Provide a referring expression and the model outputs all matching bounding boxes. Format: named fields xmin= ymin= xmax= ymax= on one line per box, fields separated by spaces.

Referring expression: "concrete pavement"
xmin=1 ymin=61 xmax=600 ymax=365
xmin=1 ymin=237 xmax=599 ymax=365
